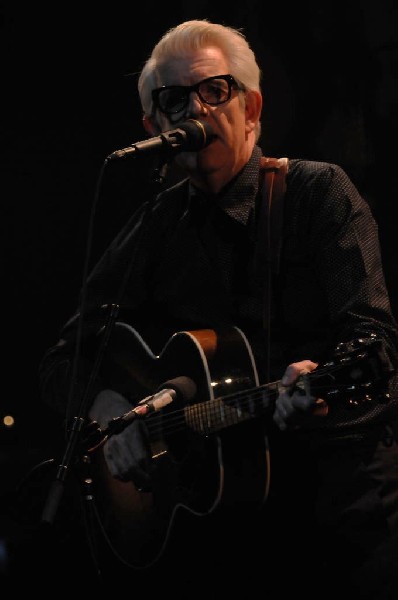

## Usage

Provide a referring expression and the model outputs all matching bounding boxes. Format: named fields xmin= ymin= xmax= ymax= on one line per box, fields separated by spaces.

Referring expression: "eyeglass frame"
xmin=151 ymin=74 xmax=244 ymax=116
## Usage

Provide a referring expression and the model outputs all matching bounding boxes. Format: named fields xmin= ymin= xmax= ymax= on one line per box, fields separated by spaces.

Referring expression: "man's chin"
xmin=176 ymin=144 xmax=217 ymax=173
xmin=175 ymin=152 xmax=199 ymax=174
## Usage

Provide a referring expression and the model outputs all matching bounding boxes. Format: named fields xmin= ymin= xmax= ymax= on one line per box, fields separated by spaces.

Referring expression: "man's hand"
xmin=89 ymin=389 xmax=153 ymax=491
xmin=273 ymin=360 xmax=329 ymax=431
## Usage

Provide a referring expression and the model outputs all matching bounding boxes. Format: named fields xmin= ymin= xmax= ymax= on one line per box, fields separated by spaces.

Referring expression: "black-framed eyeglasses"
xmin=151 ymin=74 xmax=244 ymax=116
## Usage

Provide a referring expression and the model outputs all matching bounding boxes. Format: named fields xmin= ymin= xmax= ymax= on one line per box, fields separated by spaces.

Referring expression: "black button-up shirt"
xmin=40 ymin=145 xmax=398 ymax=436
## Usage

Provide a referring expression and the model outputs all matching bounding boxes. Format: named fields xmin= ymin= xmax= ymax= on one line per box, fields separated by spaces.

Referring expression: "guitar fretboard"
xmin=184 ymin=382 xmax=279 ymax=435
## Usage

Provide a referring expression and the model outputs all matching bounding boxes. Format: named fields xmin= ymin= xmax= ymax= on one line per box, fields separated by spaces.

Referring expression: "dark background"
xmin=1 ymin=0 xmax=397 ymax=577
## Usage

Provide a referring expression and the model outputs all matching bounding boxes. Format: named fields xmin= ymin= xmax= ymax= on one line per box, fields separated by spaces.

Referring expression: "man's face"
xmin=148 ymin=46 xmax=260 ymax=193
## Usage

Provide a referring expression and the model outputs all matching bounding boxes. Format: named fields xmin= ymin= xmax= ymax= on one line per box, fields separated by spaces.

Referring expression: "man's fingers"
xmin=281 ymin=360 xmax=318 ymax=386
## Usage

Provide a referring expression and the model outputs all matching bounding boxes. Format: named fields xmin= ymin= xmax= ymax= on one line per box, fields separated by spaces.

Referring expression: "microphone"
xmin=104 ymin=376 xmax=197 ymax=437
xmin=106 ymin=119 xmax=215 ymax=161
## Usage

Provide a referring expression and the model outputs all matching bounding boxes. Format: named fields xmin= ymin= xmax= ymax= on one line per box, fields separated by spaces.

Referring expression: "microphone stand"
xmin=40 ymin=302 xmax=120 ymax=525
xmin=39 ymin=152 xmax=170 ymax=575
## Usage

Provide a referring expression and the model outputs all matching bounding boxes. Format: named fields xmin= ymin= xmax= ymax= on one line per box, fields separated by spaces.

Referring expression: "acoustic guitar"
xmin=84 ymin=323 xmax=390 ymax=570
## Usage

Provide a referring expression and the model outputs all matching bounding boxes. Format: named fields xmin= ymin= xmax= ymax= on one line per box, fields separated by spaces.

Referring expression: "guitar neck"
xmin=104 ymin=323 xmax=389 ymax=442
xmin=184 ymin=380 xmax=279 ymax=436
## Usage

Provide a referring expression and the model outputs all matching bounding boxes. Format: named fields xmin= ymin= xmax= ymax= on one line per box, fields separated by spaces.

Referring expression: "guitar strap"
xmin=257 ymin=155 xmax=289 ymax=380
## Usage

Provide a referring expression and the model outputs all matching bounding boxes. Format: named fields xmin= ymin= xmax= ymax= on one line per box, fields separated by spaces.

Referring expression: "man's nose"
xmin=185 ymin=91 xmax=208 ymax=117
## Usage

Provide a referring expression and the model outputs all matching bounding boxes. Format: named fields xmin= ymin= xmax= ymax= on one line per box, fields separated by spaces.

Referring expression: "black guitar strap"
xmin=257 ymin=155 xmax=289 ymax=380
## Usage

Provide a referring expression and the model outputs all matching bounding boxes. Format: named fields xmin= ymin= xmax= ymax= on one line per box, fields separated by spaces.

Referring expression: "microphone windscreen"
xmin=178 ymin=119 xmax=215 ymax=151
xmin=157 ymin=376 xmax=197 ymax=403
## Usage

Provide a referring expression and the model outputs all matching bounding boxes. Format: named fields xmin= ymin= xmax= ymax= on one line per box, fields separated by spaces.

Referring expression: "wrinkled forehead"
xmin=154 ymin=47 xmax=230 ymax=87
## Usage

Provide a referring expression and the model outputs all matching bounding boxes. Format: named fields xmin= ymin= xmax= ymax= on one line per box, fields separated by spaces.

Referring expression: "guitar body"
xmin=89 ymin=324 xmax=270 ymax=569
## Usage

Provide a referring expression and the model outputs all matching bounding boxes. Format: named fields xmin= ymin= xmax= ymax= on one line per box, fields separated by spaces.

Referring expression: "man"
xmin=39 ymin=20 xmax=398 ymax=598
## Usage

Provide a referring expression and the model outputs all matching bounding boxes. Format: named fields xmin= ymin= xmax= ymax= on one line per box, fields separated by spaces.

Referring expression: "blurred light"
xmin=0 ymin=539 xmax=9 ymax=574
xmin=3 ymin=415 xmax=15 ymax=427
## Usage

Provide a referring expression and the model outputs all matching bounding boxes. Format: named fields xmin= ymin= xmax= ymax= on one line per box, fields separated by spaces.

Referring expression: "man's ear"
xmin=143 ymin=114 xmax=161 ymax=137
xmin=244 ymin=90 xmax=262 ymax=134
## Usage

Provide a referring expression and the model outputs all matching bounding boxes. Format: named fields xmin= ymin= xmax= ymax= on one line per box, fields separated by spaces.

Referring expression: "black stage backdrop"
xmin=1 ymin=0 xmax=397 ymax=583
